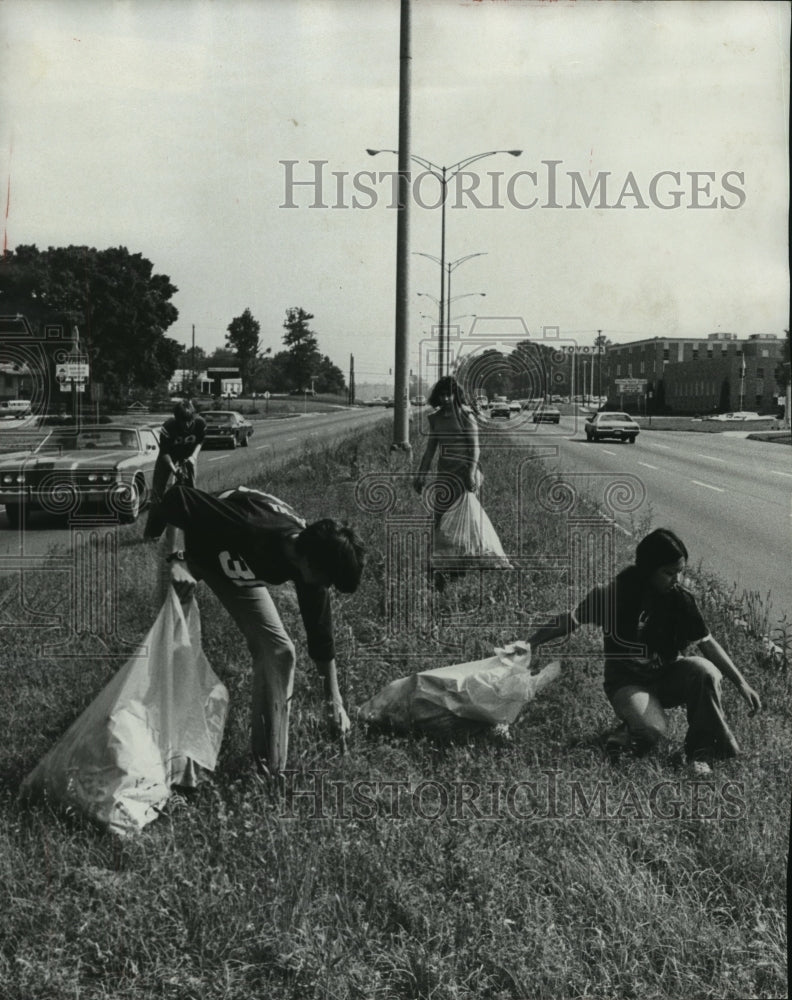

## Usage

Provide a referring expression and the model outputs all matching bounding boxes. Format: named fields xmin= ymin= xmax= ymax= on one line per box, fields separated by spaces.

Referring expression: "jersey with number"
xmin=159 ymin=484 xmax=333 ymax=660
xmin=158 ymin=416 xmax=206 ymax=462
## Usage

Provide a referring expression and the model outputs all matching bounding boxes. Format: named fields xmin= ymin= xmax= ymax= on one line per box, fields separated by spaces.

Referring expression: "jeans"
xmin=196 ymin=564 xmax=296 ymax=773
xmin=607 ymin=655 xmax=740 ymax=762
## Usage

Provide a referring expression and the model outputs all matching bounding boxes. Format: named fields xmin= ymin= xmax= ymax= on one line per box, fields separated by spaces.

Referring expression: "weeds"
xmin=0 ymin=419 xmax=788 ymax=999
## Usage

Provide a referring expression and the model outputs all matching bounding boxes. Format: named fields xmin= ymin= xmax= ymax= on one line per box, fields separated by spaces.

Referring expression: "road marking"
xmin=695 ymin=453 xmax=728 ymax=463
xmin=691 ymin=479 xmax=724 ymax=493
xmin=601 ymin=449 xmax=617 ymax=455
xmin=255 ymin=444 xmax=271 ymax=451
xmin=638 ymin=462 xmax=658 ymax=470
xmin=770 ymin=470 xmax=792 ymax=479
xmin=207 ymin=455 xmax=230 ymax=462
xmin=651 ymin=442 xmax=673 ymax=450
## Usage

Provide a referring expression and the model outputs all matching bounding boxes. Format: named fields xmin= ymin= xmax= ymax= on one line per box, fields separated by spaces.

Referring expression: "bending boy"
xmin=149 ymin=484 xmax=365 ymax=774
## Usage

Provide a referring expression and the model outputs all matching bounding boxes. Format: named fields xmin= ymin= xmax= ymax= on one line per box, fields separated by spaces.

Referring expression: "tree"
xmin=282 ymin=307 xmax=320 ymax=390
xmin=314 ymin=353 xmax=346 ymax=394
xmin=226 ymin=308 xmax=261 ymax=392
xmin=0 ymin=244 xmax=180 ymax=399
xmin=774 ymin=329 xmax=790 ymax=392
xmin=178 ymin=344 xmax=207 ymax=371
xmin=206 ymin=346 xmax=238 ymax=367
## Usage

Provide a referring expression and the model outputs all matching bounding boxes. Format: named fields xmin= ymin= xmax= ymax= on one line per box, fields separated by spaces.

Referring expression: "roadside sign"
xmin=55 ymin=362 xmax=89 ymax=381
xmin=615 ymin=378 xmax=647 ymax=393
xmin=263 ymin=391 xmax=271 ymax=399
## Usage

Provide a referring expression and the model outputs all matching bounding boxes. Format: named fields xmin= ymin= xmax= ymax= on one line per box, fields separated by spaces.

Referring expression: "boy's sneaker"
xmin=687 ymin=759 xmax=713 ymax=778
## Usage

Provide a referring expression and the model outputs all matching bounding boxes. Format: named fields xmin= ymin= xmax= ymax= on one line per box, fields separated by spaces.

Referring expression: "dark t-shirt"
xmin=158 ymin=416 xmax=206 ymax=462
xmin=159 ymin=484 xmax=334 ymax=661
xmin=573 ymin=566 xmax=709 ymax=691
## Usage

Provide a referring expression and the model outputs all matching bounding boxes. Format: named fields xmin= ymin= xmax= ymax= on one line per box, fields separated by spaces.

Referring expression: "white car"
xmin=584 ymin=411 xmax=640 ymax=443
xmin=489 ymin=398 xmax=511 ymax=419
xmin=0 ymin=400 xmax=32 ymax=419
xmin=704 ymin=411 xmax=774 ymax=422
xmin=508 ymin=400 xmax=522 ymax=414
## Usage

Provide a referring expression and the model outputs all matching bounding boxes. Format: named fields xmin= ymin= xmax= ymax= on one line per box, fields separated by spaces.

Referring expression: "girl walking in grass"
xmin=527 ymin=528 xmax=762 ymax=775
xmin=413 ymin=375 xmax=481 ymax=523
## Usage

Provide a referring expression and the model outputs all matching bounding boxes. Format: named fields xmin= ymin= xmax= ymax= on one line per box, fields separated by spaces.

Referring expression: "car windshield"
xmin=207 ymin=413 xmax=235 ymax=424
xmin=602 ymin=413 xmax=631 ymax=421
xmin=38 ymin=428 xmax=139 ymax=452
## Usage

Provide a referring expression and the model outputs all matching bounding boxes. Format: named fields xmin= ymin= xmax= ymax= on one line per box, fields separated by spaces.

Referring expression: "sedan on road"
xmin=202 ymin=410 xmax=254 ymax=448
xmin=584 ymin=411 xmax=640 ymax=443
xmin=0 ymin=425 xmax=159 ymax=527
xmin=532 ymin=404 xmax=561 ymax=424
xmin=703 ymin=411 xmax=775 ymax=422
xmin=489 ymin=398 xmax=511 ymax=419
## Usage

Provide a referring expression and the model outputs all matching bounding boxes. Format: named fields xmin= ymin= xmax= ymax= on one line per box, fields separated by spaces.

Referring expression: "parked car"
xmin=411 ymin=395 xmax=427 ymax=407
xmin=508 ymin=400 xmax=522 ymax=414
xmin=703 ymin=411 xmax=774 ymax=422
xmin=532 ymin=404 xmax=561 ymax=424
xmin=202 ymin=410 xmax=254 ymax=448
xmin=475 ymin=396 xmax=489 ymax=410
xmin=489 ymin=398 xmax=511 ymax=419
xmin=0 ymin=425 xmax=159 ymax=527
xmin=584 ymin=411 xmax=640 ymax=443
xmin=0 ymin=400 xmax=32 ymax=419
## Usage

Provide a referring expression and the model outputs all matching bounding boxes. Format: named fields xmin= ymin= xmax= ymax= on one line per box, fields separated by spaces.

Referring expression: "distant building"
xmin=603 ymin=333 xmax=784 ymax=413
xmin=168 ymin=368 xmax=214 ymax=396
xmin=0 ymin=362 xmax=30 ymax=400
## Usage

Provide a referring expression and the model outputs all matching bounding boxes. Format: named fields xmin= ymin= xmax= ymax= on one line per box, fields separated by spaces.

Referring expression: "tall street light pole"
xmin=415 ymin=253 xmax=486 ymax=376
xmin=368 ymin=147 xmax=521 ymax=379
xmin=391 ymin=0 xmax=412 ymax=453
xmin=417 ymin=290 xmax=485 ymax=371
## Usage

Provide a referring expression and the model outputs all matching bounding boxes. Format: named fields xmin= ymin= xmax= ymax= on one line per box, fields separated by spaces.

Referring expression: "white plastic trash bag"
xmin=21 ymin=590 xmax=228 ymax=836
xmin=435 ymin=491 xmax=511 ymax=568
xmin=358 ymin=641 xmax=560 ymax=734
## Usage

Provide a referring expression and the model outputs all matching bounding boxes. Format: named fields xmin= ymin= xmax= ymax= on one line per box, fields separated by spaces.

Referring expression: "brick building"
xmin=604 ymin=333 xmax=784 ymax=414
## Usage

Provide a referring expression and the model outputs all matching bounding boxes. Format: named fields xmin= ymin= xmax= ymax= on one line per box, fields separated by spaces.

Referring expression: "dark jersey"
xmin=573 ymin=566 xmax=709 ymax=688
xmin=159 ymin=485 xmax=334 ymax=661
xmin=158 ymin=416 xmax=206 ymax=462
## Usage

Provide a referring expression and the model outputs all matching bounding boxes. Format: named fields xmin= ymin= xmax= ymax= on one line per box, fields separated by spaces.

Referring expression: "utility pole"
xmin=191 ymin=324 xmax=196 ymax=399
xmin=597 ymin=329 xmax=602 ymax=403
xmin=349 ymin=353 xmax=355 ymax=406
xmin=391 ymin=0 xmax=412 ymax=454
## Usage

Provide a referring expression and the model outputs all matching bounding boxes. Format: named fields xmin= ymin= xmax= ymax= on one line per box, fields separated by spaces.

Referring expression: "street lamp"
xmin=415 ymin=251 xmax=487 ymax=374
xmin=417 ymin=290 xmax=485 ymax=341
xmin=368 ymin=147 xmax=521 ymax=375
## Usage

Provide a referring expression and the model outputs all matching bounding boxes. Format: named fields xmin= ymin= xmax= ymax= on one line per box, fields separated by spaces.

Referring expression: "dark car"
xmin=532 ymin=404 xmax=561 ymax=424
xmin=584 ymin=411 xmax=640 ymax=443
xmin=489 ymin=397 xmax=511 ymax=419
xmin=0 ymin=425 xmax=159 ymax=527
xmin=202 ymin=411 xmax=254 ymax=449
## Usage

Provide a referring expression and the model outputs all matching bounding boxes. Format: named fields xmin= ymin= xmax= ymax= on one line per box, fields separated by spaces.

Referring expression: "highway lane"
xmin=492 ymin=412 xmax=791 ymax=621
xmin=0 ymin=407 xmax=389 ymax=567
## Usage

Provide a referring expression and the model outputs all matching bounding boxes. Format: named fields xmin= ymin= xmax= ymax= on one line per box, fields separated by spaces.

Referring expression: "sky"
xmin=0 ymin=0 xmax=789 ymax=386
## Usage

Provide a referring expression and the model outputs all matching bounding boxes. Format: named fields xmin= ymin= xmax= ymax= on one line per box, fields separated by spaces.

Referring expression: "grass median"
xmin=0 ymin=420 xmax=788 ymax=1000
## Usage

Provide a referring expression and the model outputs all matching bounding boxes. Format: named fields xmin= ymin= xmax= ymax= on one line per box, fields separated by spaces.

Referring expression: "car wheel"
xmin=628 ymin=435 xmax=637 ymax=444
xmin=230 ymin=434 xmax=238 ymax=449
xmin=3 ymin=503 xmax=28 ymax=529
xmin=116 ymin=476 xmax=144 ymax=524
xmin=241 ymin=432 xmax=249 ymax=447
xmin=586 ymin=431 xmax=593 ymax=441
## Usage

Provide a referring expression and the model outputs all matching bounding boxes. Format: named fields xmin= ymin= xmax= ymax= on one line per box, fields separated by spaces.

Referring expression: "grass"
xmin=0 ymin=421 xmax=789 ymax=999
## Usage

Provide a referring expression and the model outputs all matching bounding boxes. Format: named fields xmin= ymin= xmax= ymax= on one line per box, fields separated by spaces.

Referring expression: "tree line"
xmin=0 ymin=245 xmax=346 ymax=401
